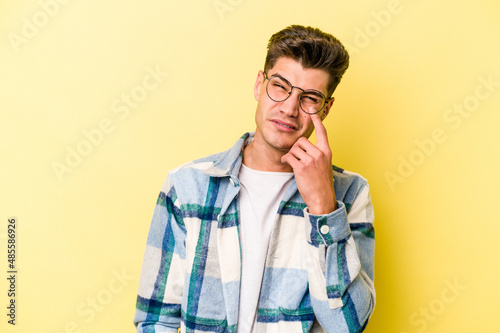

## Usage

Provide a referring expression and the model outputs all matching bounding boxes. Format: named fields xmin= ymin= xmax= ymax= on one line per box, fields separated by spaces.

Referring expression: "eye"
xmin=272 ymin=82 xmax=287 ymax=91
xmin=302 ymin=92 xmax=323 ymax=104
xmin=303 ymin=96 xmax=319 ymax=103
xmin=271 ymin=79 xmax=289 ymax=92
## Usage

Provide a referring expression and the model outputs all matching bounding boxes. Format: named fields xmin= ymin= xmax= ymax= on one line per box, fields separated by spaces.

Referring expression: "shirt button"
xmin=320 ymin=225 xmax=330 ymax=234
xmin=230 ymin=178 xmax=236 ymax=186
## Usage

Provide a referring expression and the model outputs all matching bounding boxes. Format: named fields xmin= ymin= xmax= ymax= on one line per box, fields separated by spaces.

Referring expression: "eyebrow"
xmin=269 ymin=73 xmax=292 ymax=86
xmin=269 ymin=72 xmax=326 ymax=96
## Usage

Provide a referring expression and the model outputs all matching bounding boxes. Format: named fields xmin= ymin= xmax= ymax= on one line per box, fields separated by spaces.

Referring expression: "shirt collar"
xmin=203 ymin=132 xmax=254 ymax=179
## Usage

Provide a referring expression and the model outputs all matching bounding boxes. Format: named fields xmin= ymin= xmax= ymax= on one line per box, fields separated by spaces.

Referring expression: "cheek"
xmin=255 ymin=107 xmax=263 ymax=125
xmin=301 ymin=113 xmax=312 ymax=128
xmin=255 ymin=103 xmax=269 ymax=125
xmin=302 ymin=118 xmax=315 ymax=137
xmin=301 ymin=113 xmax=312 ymax=126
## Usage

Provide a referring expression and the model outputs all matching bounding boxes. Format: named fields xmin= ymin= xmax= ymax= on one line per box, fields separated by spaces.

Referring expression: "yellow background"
xmin=1 ymin=0 xmax=499 ymax=332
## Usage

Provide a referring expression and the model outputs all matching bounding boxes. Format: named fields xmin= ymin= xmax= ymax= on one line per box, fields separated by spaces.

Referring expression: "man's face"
xmin=253 ymin=57 xmax=334 ymax=153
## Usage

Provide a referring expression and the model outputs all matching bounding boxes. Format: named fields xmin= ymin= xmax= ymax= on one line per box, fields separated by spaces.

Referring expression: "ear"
xmin=254 ymin=70 xmax=265 ymax=101
xmin=321 ymin=97 xmax=335 ymax=120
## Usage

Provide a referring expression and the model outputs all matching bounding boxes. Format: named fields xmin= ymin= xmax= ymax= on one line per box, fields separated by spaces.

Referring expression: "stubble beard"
xmin=259 ymin=127 xmax=297 ymax=154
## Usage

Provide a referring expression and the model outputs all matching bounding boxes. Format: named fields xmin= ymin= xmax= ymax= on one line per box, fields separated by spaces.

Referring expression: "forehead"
xmin=267 ymin=57 xmax=330 ymax=94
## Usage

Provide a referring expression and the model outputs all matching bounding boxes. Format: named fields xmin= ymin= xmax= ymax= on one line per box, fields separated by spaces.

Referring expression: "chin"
xmin=265 ymin=136 xmax=296 ymax=152
xmin=256 ymin=125 xmax=303 ymax=151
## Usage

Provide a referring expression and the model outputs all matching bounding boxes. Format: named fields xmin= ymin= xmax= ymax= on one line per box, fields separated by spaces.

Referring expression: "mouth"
xmin=271 ymin=119 xmax=297 ymax=132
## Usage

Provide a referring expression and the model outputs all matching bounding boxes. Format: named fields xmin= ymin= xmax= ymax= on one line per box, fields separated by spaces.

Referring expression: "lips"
xmin=271 ymin=119 xmax=298 ymax=131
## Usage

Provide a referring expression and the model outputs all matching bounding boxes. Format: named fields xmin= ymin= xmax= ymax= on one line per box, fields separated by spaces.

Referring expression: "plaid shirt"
xmin=134 ymin=133 xmax=375 ymax=333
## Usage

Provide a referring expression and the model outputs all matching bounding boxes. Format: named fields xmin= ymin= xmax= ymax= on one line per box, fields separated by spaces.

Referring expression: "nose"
xmin=279 ymin=88 xmax=302 ymax=117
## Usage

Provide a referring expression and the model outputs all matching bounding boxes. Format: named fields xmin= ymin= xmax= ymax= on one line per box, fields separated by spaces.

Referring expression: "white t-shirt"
xmin=237 ymin=164 xmax=294 ymax=332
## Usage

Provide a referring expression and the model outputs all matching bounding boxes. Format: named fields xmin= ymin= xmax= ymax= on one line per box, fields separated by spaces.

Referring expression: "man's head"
xmin=251 ymin=26 xmax=349 ymax=156
xmin=264 ymin=25 xmax=349 ymax=98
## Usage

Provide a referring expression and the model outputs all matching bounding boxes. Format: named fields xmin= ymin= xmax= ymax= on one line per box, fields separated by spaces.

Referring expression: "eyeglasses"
xmin=263 ymin=72 xmax=331 ymax=114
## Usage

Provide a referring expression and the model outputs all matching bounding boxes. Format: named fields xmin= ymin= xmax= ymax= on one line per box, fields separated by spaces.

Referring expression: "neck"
xmin=242 ymin=140 xmax=293 ymax=173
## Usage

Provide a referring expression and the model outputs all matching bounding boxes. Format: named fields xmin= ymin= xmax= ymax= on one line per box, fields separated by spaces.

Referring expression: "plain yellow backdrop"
xmin=1 ymin=0 xmax=499 ymax=332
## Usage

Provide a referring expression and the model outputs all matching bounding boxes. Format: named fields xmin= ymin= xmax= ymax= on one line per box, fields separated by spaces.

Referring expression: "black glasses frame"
xmin=263 ymin=72 xmax=331 ymax=114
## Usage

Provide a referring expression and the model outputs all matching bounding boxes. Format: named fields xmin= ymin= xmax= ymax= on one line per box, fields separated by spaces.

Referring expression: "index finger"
xmin=310 ymin=112 xmax=329 ymax=150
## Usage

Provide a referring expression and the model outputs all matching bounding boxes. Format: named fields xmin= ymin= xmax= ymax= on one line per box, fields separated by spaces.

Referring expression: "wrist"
xmin=307 ymin=185 xmax=337 ymax=215
xmin=308 ymin=200 xmax=337 ymax=215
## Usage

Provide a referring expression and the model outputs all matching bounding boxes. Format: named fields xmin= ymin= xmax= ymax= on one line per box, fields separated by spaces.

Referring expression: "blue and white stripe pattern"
xmin=134 ymin=132 xmax=375 ymax=332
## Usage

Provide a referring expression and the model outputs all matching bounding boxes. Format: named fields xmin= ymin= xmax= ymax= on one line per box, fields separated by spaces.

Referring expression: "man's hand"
xmin=281 ymin=113 xmax=337 ymax=215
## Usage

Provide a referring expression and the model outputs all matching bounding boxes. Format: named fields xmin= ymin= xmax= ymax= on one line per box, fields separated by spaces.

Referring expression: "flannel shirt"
xmin=134 ymin=132 xmax=375 ymax=333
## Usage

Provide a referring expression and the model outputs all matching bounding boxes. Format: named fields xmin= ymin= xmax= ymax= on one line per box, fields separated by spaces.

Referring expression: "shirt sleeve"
xmin=133 ymin=173 xmax=187 ymax=332
xmin=304 ymin=182 xmax=375 ymax=332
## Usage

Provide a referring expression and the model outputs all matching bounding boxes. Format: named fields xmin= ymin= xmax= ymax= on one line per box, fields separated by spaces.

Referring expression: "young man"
xmin=134 ymin=25 xmax=375 ymax=332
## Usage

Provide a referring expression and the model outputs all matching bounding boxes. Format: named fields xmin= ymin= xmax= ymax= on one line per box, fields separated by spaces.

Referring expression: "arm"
xmin=305 ymin=182 xmax=375 ymax=332
xmin=282 ymin=114 xmax=375 ymax=331
xmin=134 ymin=173 xmax=187 ymax=332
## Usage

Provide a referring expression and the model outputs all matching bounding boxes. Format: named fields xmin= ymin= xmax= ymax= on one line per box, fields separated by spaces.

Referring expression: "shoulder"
xmin=156 ymin=151 xmax=227 ymax=207
xmin=167 ymin=132 xmax=251 ymax=187
xmin=332 ymin=164 xmax=368 ymax=187
xmin=174 ymin=151 xmax=225 ymax=174
xmin=332 ymin=165 xmax=370 ymax=205
xmin=164 ymin=151 xmax=225 ymax=186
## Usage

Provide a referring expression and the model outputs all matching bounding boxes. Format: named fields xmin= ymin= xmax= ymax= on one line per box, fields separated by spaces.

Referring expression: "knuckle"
xmin=298 ymin=137 xmax=309 ymax=145
xmin=323 ymin=147 xmax=332 ymax=158
xmin=290 ymin=148 xmax=301 ymax=157
xmin=311 ymin=149 xmax=323 ymax=160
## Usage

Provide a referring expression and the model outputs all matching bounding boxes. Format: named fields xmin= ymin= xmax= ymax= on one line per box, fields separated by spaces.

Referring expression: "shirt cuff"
xmin=303 ymin=201 xmax=351 ymax=246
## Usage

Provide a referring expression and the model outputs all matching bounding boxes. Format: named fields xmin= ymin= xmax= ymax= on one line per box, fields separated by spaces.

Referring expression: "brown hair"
xmin=264 ymin=25 xmax=350 ymax=97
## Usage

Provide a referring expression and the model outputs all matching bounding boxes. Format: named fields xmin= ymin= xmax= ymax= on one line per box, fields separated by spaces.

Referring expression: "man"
xmin=134 ymin=25 xmax=375 ymax=332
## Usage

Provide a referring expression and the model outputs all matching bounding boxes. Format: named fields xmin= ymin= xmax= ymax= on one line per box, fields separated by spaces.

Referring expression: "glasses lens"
xmin=300 ymin=91 xmax=326 ymax=114
xmin=267 ymin=77 xmax=291 ymax=102
xmin=266 ymin=75 xmax=327 ymax=114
